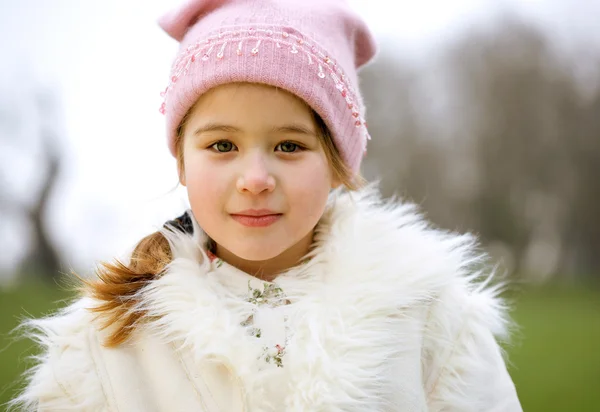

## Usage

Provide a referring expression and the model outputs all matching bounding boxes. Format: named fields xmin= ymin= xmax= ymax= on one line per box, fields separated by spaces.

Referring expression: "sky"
xmin=0 ymin=0 xmax=598 ymax=276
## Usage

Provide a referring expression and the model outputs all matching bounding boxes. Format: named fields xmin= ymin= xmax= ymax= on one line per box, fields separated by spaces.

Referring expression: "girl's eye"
xmin=211 ymin=140 xmax=236 ymax=152
xmin=276 ymin=141 xmax=299 ymax=153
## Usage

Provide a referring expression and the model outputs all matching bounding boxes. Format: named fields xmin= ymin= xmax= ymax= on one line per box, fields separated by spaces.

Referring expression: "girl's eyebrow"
xmin=193 ymin=123 xmax=240 ymax=136
xmin=271 ymin=124 xmax=316 ymax=135
xmin=193 ymin=123 xmax=316 ymax=136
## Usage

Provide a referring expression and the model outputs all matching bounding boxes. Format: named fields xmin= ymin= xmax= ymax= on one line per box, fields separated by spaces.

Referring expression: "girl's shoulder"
xmin=19 ymin=296 xmax=101 ymax=364
xmin=325 ymin=187 xmax=494 ymax=295
xmin=12 ymin=297 xmax=108 ymax=411
xmin=328 ymin=187 xmax=511 ymax=336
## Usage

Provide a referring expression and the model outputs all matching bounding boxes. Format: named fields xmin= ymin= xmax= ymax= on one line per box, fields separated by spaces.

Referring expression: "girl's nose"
xmin=236 ymin=153 xmax=276 ymax=194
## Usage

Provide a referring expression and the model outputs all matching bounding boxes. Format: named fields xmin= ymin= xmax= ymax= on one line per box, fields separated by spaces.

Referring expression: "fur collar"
xmin=135 ymin=187 xmax=486 ymax=411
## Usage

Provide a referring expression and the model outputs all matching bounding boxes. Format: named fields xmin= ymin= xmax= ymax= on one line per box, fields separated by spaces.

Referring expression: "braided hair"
xmin=81 ymin=211 xmax=194 ymax=346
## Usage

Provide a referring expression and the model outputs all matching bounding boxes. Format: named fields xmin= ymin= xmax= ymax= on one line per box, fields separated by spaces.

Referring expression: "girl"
xmin=13 ymin=0 xmax=522 ymax=411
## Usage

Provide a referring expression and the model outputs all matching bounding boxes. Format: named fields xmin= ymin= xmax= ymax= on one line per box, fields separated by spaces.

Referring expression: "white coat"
xmin=14 ymin=188 xmax=522 ymax=411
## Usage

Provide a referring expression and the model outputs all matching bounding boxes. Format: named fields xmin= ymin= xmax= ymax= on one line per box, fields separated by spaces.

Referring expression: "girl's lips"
xmin=230 ymin=214 xmax=282 ymax=227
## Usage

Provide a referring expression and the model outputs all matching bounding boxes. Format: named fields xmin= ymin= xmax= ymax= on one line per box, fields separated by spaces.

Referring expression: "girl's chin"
xmin=228 ymin=246 xmax=285 ymax=262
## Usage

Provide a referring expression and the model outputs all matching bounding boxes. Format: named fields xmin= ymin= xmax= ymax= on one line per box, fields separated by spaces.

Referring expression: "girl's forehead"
xmin=188 ymin=83 xmax=316 ymax=126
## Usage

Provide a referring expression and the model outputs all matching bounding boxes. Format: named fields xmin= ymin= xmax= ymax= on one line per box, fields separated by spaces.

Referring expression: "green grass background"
xmin=1 ymin=279 xmax=599 ymax=411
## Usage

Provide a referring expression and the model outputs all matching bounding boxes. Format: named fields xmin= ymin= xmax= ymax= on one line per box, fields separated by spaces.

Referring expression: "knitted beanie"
xmin=158 ymin=0 xmax=377 ymax=172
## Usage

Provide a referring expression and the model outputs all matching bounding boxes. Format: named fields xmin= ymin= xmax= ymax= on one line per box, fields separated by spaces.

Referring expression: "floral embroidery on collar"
xmin=264 ymin=344 xmax=286 ymax=368
xmin=247 ymin=281 xmax=287 ymax=306
xmin=206 ymin=246 xmax=293 ymax=368
xmin=206 ymin=249 xmax=224 ymax=268
xmin=243 ymin=281 xmax=291 ymax=368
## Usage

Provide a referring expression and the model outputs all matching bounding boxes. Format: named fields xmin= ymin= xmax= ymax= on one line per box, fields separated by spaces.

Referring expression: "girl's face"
xmin=180 ymin=83 xmax=337 ymax=275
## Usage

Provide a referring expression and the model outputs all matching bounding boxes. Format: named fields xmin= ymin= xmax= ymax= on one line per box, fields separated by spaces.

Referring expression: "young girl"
xmin=13 ymin=0 xmax=522 ymax=410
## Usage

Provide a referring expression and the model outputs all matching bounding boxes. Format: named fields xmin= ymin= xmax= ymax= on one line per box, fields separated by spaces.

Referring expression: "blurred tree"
xmin=0 ymin=86 xmax=64 ymax=283
xmin=360 ymin=14 xmax=600 ymax=280
xmin=445 ymin=15 xmax=600 ymax=279
xmin=361 ymin=50 xmax=449 ymax=217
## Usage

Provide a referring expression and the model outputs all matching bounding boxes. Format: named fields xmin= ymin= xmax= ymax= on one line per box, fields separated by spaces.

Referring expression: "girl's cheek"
xmin=187 ymin=164 xmax=219 ymax=188
xmin=290 ymin=155 xmax=331 ymax=186
xmin=186 ymin=160 xmax=230 ymax=199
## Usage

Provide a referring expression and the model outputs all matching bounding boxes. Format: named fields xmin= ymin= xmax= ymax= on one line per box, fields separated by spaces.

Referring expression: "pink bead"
xmin=341 ymin=89 xmax=347 ymax=97
xmin=191 ymin=55 xmax=196 ymax=62
xmin=171 ymin=75 xmax=178 ymax=83
xmin=352 ymin=112 xmax=359 ymax=118
xmin=355 ymin=120 xmax=361 ymax=127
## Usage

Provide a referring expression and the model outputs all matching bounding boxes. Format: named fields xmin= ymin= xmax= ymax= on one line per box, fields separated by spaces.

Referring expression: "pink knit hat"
xmin=158 ymin=0 xmax=377 ymax=172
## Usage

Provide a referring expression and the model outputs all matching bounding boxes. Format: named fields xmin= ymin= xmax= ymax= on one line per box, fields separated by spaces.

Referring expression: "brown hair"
xmin=83 ymin=108 xmax=363 ymax=347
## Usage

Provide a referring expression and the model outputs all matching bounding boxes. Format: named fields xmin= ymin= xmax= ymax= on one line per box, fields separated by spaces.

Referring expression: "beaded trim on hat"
xmin=159 ymin=24 xmax=371 ymax=145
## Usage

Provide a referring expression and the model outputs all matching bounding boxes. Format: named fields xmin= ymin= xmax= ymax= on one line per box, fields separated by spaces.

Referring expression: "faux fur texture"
xmin=9 ymin=298 xmax=107 ymax=411
xmin=11 ymin=187 xmax=521 ymax=411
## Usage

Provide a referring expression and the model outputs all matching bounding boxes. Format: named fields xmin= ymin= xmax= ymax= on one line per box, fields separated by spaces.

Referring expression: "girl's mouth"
xmin=230 ymin=210 xmax=282 ymax=227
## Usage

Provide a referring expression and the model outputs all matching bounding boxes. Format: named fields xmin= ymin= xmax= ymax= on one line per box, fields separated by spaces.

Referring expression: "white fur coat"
xmin=12 ymin=188 xmax=522 ymax=411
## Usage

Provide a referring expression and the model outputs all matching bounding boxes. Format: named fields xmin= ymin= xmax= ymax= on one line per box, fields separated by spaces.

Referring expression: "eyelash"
xmin=209 ymin=140 xmax=236 ymax=153
xmin=208 ymin=140 xmax=305 ymax=153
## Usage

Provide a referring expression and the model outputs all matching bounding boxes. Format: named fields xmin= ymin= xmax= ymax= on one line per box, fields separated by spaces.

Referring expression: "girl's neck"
xmin=213 ymin=230 xmax=314 ymax=282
